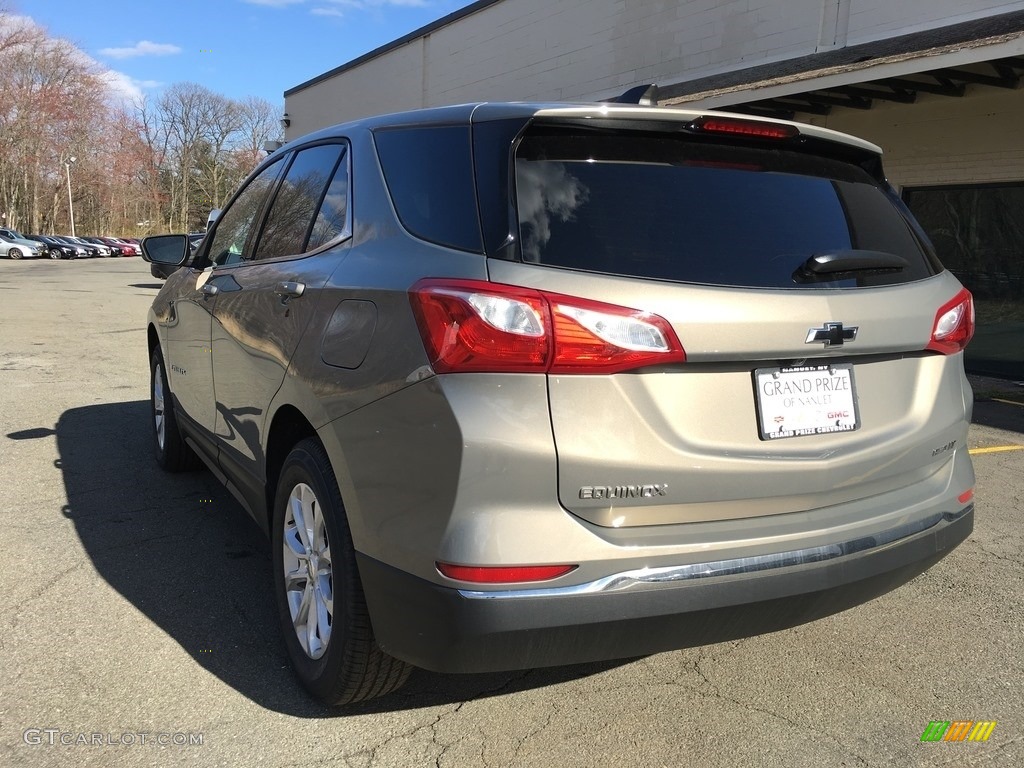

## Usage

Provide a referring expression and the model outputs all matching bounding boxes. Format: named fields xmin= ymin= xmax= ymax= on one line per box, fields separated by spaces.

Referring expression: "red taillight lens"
xmin=409 ymin=279 xmax=686 ymax=374
xmin=436 ymin=562 xmax=577 ymax=583
xmin=958 ymin=488 xmax=974 ymax=505
xmin=927 ymin=288 xmax=974 ymax=355
xmin=549 ymin=297 xmax=686 ymax=373
xmin=409 ymin=280 xmax=550 ymax=373
xmin=691 ymin=116 xmax=799 ymax=140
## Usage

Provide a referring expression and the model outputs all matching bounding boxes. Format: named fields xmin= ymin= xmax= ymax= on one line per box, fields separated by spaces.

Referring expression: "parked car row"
xmin=0 ymin=228 xmax=140 ymax=259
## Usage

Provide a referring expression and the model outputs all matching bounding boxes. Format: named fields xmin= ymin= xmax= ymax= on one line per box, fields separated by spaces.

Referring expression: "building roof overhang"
xmin=658 ymin=10 xmax=1024 ymax=120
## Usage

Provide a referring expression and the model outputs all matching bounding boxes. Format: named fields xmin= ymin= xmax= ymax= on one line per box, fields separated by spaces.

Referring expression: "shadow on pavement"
xmin=51 ymin=400 xmax=631 ymax=717
xmin=972 ymin=399 xmax=1024 ymax=434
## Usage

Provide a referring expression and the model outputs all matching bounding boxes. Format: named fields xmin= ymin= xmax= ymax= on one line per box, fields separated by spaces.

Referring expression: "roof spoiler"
xmin=602 ymin=84 xmax=659 ymax=106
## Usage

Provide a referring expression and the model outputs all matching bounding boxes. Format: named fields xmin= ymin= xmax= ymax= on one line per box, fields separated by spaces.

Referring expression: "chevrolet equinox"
xmin=141 ymin=103 xmax=976 ymax=705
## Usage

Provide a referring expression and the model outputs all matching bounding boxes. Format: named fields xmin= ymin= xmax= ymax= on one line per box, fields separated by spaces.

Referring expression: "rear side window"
xmin=307 ymin=149 xmax=350 ymax=251
xmin=513 ymin=128 xmax=937 ymax=288
xmin=374 ymin=125 xmax=482 ymax=253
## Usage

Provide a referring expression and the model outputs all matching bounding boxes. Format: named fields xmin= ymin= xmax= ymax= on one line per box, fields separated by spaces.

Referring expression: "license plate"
xmin=754 ymin=364 xmax=859 ymax=440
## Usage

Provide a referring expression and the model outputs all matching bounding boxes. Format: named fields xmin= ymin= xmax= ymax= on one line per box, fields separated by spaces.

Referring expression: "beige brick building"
xmin=285 ymin=0 xmax=1024 ymax=377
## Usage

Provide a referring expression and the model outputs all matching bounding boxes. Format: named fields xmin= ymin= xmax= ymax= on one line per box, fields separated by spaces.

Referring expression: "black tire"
xmin=272 ymin=437 xmax=412 ymax=705
xmin=149 ymin=347 xmax=201 ymax=471
xmin=48 ymin=249 xmax=61 ymax=260
xmin=7 ymin=247 xmax=21 ymax=260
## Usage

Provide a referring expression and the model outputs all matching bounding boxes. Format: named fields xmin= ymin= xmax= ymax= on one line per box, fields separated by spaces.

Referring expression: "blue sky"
xmin=16 ymin=0 xmax=472 ymax=107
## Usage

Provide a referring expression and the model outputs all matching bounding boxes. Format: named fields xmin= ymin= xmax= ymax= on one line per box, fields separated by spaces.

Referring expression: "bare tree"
xmin=0 ymin=6 xmax=284 ymax=237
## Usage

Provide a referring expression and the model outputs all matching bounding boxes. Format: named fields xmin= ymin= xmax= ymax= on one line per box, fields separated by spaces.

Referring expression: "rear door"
xmin=210 ymin=141 xmax=352 ymax=487
xmin=488 ymin=118 xmax=971 ymax=527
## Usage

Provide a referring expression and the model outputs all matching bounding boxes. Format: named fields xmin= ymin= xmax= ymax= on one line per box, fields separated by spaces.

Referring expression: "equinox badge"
xmin=806 ymin=322 xmax=858 ymax=347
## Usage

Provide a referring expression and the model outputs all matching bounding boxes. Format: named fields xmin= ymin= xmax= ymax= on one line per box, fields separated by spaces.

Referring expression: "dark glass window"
xmin=254 ymin=144 xmax=344 ymax=260
xmin=374 ymin=125 xmax=482 ymax=253
xmin=208 ymin=159 xmax=284 ymax=267
xmin=905 ymin=183 xmax=1024 ymax=378
xmin=307 ymin=148 xmax=350 ymax=251
xmin=513 ymin=128 xmax=935 ymax=289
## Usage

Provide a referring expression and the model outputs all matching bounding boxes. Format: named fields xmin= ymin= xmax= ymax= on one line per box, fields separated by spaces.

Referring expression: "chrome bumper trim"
xmin=458 ymin=506 xmax=972 ymax=600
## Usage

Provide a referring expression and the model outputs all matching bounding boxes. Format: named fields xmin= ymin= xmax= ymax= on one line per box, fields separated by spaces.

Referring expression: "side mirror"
xmin=141 ymin=235 xmax=189 ymax=266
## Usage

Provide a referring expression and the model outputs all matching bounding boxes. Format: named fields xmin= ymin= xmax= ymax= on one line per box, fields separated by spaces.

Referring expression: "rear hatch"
xmin=482 ymin=110 xmax=973 ymax=527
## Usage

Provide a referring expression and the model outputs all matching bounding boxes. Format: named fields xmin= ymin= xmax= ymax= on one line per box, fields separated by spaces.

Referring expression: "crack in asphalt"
xmin=508 ymin=704 xmax=556 ymax=766
xmin=928 ymin=734 xmax=1023 ymax=766
xmin=335 ymin=670 xmax=539 ymax=767
xmin=691 ymin=648 xmax=871 ymax=767
xmin=975 ymin=544 xmax=1023 ymax=566
xmin=7 ymin=560 xmax=88 ymax=632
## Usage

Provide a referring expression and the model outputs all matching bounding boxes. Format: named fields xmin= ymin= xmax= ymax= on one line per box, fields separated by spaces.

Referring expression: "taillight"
xmin=927 ymin=288 xmax=974 ymax=355
xmin=409 ymin=279 xmax=686 ymax=374
xmin=436 ymin=562 xmax=577 ymax=584
xmin=409 ymin=281 xmax=549 ymax=373
xmin=549 ymin=300 xmax=683 ymax=373
xmin=690 ymin=115 xmax=799 ymax=140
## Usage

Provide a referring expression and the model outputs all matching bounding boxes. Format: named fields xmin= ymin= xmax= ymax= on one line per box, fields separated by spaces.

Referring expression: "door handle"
xmin=275 ymin=281 xmax=305 ymax=301
xmin=201 ymin=284 xmax=219 ymax=297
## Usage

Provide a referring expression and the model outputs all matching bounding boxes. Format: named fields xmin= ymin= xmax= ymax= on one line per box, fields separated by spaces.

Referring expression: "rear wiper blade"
xmin=793 ymin=250 xmax=908 ymax=283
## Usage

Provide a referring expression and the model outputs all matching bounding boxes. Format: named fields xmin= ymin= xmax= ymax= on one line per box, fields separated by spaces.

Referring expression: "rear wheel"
xmin=7 ymin=247 xmax=21 ymax=260
xmin=272 ymin=438 xmax=411 ymax=705
xmin=149 ymin=347 xmax=200 ymax=471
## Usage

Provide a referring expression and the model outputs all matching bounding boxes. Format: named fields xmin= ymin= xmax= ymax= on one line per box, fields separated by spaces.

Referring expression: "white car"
xmin=67 ymin=236 xmax=111 ymax=257
xmin=0 ymin=234 xmax=43 ymax=259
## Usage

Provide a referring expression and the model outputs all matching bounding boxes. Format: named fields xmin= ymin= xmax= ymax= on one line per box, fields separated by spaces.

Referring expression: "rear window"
xmin=513 ymin=127 xmax=938 ymax=288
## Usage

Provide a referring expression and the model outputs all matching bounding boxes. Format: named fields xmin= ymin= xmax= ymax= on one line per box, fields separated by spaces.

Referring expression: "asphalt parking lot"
xmin=1 ymin=257 xmax=1021 ymax=768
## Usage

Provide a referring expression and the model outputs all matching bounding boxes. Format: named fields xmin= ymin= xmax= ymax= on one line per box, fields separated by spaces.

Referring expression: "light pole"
xmin=64 ymin=156 xmax=76 ymax=236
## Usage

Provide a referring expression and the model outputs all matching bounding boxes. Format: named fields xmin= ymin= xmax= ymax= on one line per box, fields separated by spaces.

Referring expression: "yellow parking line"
xmin=969 ymin=445 xmax=1024 ymax=455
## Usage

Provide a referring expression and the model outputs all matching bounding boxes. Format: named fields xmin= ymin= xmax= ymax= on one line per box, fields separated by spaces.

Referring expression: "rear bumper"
xmin=358 ymin=505 xmax=972 ymax=673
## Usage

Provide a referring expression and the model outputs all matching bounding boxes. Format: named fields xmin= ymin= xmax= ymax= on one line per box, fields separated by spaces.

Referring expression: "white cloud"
xmin=100 ymin=70 xmax=146 ymax=102
xmin=99 ymin=40 xmax=182 ymax=59
xmin=328 ymin=0 xmax=429 ymax=7
xmin=311 ymin=7 xmax=345 ymax=17
xmin=241 ymin=0 xmax=306 ymax=6
xmin=0 ymin=15 xmax=161 ymax=105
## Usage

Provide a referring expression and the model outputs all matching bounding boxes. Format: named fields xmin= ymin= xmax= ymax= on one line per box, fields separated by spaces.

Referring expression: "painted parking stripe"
xmin=969 ymin=445 xmax=1024 ymax=455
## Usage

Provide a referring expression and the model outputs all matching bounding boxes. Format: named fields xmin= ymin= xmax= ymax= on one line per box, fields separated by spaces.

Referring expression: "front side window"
xmin=253 ymin=143 xmax=346 ymax=260
xmin=207 ymin=158 xmax=284 ymax=267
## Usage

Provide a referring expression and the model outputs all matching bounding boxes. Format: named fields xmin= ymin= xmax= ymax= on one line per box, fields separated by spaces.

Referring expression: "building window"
xmin=904 ymin=183 xmax=1024 ymax=379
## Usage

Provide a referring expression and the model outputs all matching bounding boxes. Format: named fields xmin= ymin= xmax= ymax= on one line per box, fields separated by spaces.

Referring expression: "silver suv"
xmin=142 ymin=103 xmax=976 ymax=705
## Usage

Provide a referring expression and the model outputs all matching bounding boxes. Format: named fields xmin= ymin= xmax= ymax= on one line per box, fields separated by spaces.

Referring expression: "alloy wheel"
xmin=282 ymin=482 xmax=333 ymax=659
xmin=152 ymin=362 xmax=166 ymax=450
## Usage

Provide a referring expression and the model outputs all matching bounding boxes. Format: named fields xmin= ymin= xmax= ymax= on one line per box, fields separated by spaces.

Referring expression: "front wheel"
xmin=7 ymin=247 xmax=21 ymax=260
xmin=48 ymin=249 xmax=61 ymax=260
xmin=149 ymin=347 xmax=200 ymax=471
xmin=272 ymin=438 xmax=411 ymax=705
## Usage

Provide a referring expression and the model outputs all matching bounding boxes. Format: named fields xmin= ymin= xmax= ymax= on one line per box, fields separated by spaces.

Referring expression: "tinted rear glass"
xmin=513 ymin=127 xmax=937 ymax=288
xmin=374 ymin=125 xmax=482 ymax=253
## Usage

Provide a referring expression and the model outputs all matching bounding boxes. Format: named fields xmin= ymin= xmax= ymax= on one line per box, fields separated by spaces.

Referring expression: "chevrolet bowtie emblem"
xmin=805 ymin=322 xmax=858 ymax=347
